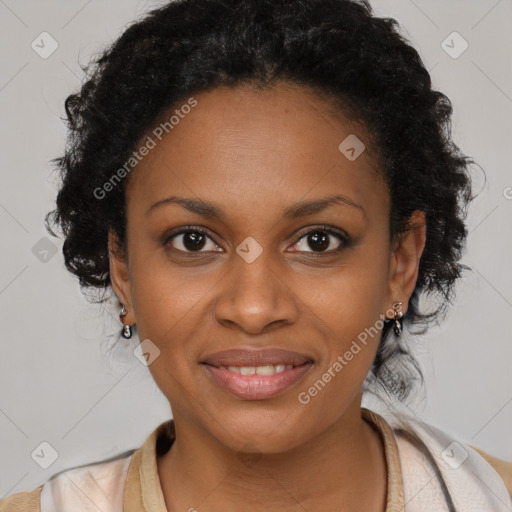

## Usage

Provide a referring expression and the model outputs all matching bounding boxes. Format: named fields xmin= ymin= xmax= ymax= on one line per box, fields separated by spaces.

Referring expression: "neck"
xmin=157 ymin=395 xmax=387 ymax=512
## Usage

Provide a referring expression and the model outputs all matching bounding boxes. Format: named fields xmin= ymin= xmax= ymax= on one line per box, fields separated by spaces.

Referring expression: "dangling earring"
xmin=119 ymin=304 xmax=134 ymax=339
xmin=392 ymin=301 xmax=403 ymax=336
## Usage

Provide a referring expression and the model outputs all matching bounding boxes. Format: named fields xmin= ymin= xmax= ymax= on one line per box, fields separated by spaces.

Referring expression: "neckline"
xmin=124 ymin=408 xmax=405 ymax=512
xmin=361 ymin=407 xmax=405 ymax=511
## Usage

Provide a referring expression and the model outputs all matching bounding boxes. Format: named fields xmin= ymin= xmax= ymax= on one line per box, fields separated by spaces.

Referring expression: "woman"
xmin=1 ymin=0 xmax=510 ymax=510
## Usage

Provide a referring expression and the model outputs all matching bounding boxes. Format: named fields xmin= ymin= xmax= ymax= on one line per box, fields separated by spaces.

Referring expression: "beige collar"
xmin=124 ymin=408 xmax=405 ymax=512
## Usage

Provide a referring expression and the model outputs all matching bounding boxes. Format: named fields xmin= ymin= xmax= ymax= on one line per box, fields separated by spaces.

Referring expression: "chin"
xmin=210 ymin=407 xmax=312 ymax=455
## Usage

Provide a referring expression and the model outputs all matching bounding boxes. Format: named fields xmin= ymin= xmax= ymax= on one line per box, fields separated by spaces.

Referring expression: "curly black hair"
xmin=45 ymin=0 xmax=476 ymax=406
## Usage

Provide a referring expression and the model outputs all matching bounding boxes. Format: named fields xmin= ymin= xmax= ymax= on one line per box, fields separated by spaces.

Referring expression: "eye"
xmin=165 ymin=227 xmax=222 ymax=253
xmin=291 ymin=226 xmax=349 ymax=254
xmin=164 ymin=225 xmax=350 ymax=255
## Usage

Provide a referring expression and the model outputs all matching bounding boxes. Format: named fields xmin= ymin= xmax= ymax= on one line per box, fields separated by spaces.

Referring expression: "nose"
xmin=213 ymin=251 xmax=299 ymax=335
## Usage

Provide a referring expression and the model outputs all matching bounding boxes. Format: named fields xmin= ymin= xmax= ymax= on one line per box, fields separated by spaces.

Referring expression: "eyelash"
xmin=163 ymin=225 xmax=351 ymax=255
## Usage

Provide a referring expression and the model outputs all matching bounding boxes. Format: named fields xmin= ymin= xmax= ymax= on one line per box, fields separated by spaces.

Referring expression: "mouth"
xmin=206 ymin=363 xmax=300 ymax=375
xmin=200 ymin=348 xmax=314 ymax=400
xmin=201 ymin=347 xmax=313 ymax=368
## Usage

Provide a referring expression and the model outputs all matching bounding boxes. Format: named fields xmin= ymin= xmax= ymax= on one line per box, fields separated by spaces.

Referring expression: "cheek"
xmin=293 ymin=246 xmax=389 ymax=383
xmin=295 ymin=276 xmax=385 ymax=420
xmin=125 ymin=281 xmax=196 ymax=399
xmin=128 ymin=245 xmax=213 ymax=333
xmin=128 ymin=263 xmax=203 ymax=401
xmin=299 ymin=252 xmax=388 ymax=339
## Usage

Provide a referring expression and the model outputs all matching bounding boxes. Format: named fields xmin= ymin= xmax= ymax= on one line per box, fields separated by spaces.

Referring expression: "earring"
xmin=392 ymin=301 xmax=403 ymax=336
xmin=119 ymin=304 xmax=134 ymax=339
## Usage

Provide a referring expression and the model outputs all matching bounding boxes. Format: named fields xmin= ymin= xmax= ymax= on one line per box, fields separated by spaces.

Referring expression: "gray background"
xmin=0 ymin=0 xmax=511 ymax=497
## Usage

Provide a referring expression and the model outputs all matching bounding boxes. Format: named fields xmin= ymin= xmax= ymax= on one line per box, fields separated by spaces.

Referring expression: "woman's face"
xmin=110 ymin=81 xmax=425 ymax=453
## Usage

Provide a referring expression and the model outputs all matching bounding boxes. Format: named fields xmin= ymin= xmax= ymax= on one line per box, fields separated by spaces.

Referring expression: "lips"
xmin=201 ymin=348 xmax=313 ymax=368
xmin=200 ymin=347 xmax=315 ymax=400
xmin=203 ymin=362 xmax=313 ymax=400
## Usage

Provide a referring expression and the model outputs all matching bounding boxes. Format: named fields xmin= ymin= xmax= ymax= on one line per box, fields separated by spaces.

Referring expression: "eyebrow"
xmin=146 ymin=194 xmax=365 ymax=220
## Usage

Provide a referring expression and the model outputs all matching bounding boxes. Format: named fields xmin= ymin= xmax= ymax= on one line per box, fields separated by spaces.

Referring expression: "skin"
xmin=109 ymin=81 xmax=426 ymax=511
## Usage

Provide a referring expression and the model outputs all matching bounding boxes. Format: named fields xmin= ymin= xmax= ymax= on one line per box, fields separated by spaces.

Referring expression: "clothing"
xmin=1 ymin=407 xmax=510 ymax=511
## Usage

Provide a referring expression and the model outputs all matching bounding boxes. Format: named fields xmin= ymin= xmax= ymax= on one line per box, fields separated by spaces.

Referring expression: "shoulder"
xmin=394 ymin=418 xmax=512 ymax=496
xmin=390 ymin=413 xmax=512 ymax=509
xmin=0 ymin=485 xmax=43 ymax=512
xmin=469 ymin=445 xmax=512 ymax=496
xmin=0 ymin=450 xmax=135 ymax=512
xmin=365 ymin=403 xmax=512 ymax=510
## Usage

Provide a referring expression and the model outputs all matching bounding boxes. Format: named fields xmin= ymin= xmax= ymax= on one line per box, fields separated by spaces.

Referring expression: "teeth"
xmin=221 ymin=364 xmax=296 ymax=375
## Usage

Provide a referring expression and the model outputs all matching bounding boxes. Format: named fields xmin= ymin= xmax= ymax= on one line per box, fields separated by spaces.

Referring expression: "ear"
xmin=385 ymin=210 xmax=426 ymax=316
xmin=108 ymin=230 xmax=136 ymax=324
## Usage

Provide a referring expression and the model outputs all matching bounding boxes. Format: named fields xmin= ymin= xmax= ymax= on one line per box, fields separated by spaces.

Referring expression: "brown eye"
xmin=166 ymin=229 xmax=221 ymax=253
xmin=292 ymin=228 xmax=348 ymax=253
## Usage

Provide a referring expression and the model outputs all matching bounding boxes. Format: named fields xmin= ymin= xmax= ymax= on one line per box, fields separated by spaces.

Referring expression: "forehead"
xmin=126 ymin=82 xmax=388 ymax=220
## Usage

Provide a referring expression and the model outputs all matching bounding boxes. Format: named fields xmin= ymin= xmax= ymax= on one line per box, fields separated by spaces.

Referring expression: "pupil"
xmin=308 ymin=232 xmax=328 ymax=251
xmin=184 ymin=232 xmax=205 ymax=251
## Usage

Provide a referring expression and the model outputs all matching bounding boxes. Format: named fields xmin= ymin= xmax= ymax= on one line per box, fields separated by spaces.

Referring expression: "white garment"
xmin=4 ymin=406 xmax=510 ymax=512
xmin=380 ymin=405 xmax=512 ymax=511
xmin=40 ymin=453 xmax=133 ymax=512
